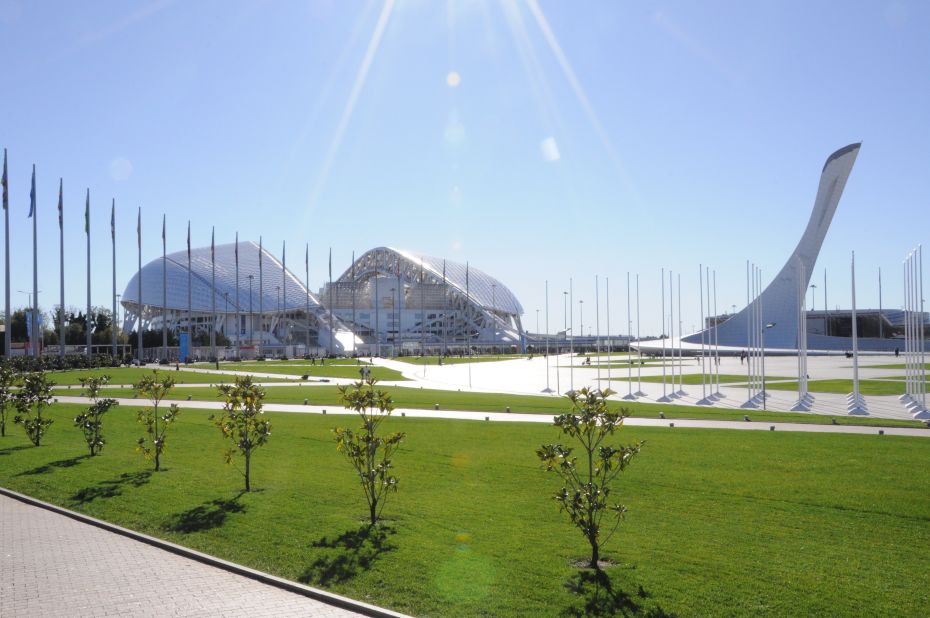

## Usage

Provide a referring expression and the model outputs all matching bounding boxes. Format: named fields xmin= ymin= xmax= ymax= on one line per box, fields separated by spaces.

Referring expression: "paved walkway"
xmin=0 ymin=494 xmax=370 ymax=617
xmin=52 ymin=395 xmax=930 ymax=437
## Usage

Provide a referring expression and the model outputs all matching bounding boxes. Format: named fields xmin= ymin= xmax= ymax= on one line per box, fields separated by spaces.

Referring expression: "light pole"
xmin=562 ymin=291 xmax=568 ymax=353
xmin=761 ymin=322 xmax=775 ymax=410
xmin=248 ymin=275 xmax=254 ymax=350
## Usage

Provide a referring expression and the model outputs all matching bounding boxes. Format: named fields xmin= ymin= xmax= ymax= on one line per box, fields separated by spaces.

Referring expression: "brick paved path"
xmin=0 ymin=495 xmax=366 ymax=617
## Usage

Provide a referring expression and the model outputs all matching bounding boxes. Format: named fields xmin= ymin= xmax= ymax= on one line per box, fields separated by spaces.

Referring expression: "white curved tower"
xmin=682 ymin=143 xmax=861 ymax=350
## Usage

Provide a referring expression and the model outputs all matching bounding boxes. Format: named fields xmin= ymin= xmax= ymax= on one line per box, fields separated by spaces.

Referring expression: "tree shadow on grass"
xmin=298 ymin=524 xmax=396 ymax=587
xmin=16 ymin=454 xmax=90 ymax=476
xmin=162 ymin=494 xmax=246 ymax=533
xmin=562 ymin=569 xmax=676 ymax=618
xmin=69 ymin=470 xmax=153 ymax=505
xmin=0 ymin=444 xmax=32 ymax=456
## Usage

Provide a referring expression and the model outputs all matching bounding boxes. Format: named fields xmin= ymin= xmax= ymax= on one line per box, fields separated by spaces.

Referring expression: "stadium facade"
xmin=120 ymin=243 xmax=525 ymax=358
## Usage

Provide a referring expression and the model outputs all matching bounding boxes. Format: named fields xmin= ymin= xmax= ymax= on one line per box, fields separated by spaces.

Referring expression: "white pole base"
xmin=847 ymin=404 xmax=869 ymax=415
xmin=740 ymin=399 xmax=759 ymax=409
xmin=899 ymin=394 xmax=913 ymax=403
xmin=674 ymin=389 xmax=688 ymax=397
xmin=656 ymin=395 xmax=673 ymax=403
xmin=634 ymin=391 xmax=648 ymax=397
xmin=713 ymin=391 xmax=725 ymax=399
xmin=790 ymin=399 xmax=812 ymax=411
xmin=912 ymin=408 xmax=930 ymax=420
xmin=621 ymin=393 xmax=637 ymax=400
xmin=696 ymin=397 xmax=714 ymax=406
xmin=906 ymin=399 xmax=922 ymax=411
xmin=541 ymin=388 xmax=554 ymax=394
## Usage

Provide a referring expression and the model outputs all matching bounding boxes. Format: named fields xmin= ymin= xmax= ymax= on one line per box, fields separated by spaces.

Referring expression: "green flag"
xmin=84 ymin=189 xmax=90 ymax=233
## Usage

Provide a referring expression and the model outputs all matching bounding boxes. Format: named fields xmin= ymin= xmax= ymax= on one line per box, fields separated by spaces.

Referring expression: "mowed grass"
xmin=81 ymin=384 xmax=926 ymax=428
xmin=394 ymin=355 xmax=526 ymax=365
xmin=193 ymin=362 xmax=407 ymax=381
xmin=868 ymin=362 xmax=930 ymax=370
xmin=765 ymin=379 xmax=907 ymax=396
xmin=0 ymin=405 xmax=927 ymax=616
xmin=38 ymin=367 xmax=286 ymax=386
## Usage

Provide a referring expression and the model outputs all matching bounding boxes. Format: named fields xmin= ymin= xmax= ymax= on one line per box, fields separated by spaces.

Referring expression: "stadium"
xmin=120 ymin=243 xmax=525 ymax=359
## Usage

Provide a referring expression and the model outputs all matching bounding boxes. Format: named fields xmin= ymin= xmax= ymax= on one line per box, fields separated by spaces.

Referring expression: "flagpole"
xmin=137 ymin=207 xmax=143 ymax=364
xmin=569 ymin=277 xmax=574 ymax=392
xmin=235 ymin=233 xmax=240 ymax=359
xmin=258 ymin=236 xmax=263 ymax=358
xmin=58 ymin=180 xmax=65 ymax=359
xmin=595 ymin=275 xmax=601 ymax=386
xmin=305 ymin=243 xmax=310 ymax=355
xmin=2 ymin=149 xmax=9 ymax=358
xmin=111 ymin=200 xmax=117 ymax=358
xmin=623 ymin=272 xmax=634 ymax=400
xmin=186 ymin=221 xmax=192 ymax=361
xmin=442 ymin=260 xmax=447 ymax=358
xmin=161 ymin=214 xmax=166 ymax=361
xmin=351 ymin=250 xmax=356 ymax=355
xmin=86 ymin=190 xmax=92 ymax=359
xmin=605 ymin=277 xmax=611 ymax=385
xmin=635 ymin=274 xmax=643 ymax=396
xmin=328 ymin=247 xmax=333 ymax=357
xmin=420 ymin=259 xmax=425 ymax=361
xmin=31 ymin=166 xmax=38 ymax=358
xmin=282 ymin=240 xmax=287 ymax=354
xmin=545 ymin=279 xmax=551 ymax=393
xmin=466 ymin=262 xmax=471 ymax=389
xmin=210 ymin=227 xmax=216 ymax=360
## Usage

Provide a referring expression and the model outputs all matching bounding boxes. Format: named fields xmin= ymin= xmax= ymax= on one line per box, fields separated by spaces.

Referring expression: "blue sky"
xmin=1 ymin=0 xmax=928 ymax=336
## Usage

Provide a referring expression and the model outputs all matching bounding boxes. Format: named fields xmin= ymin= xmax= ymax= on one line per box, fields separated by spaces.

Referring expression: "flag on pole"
xmin=57 ymin=180 xmax=63 ymax=229
xmin=259 ymin=236 xmax=262 ymax=266
xmin=305 ymin=243 xmax=308 ymax=271
xmin=186 ymin=221 xmax=191 ymax=259
xmin=137 ymin=207 xmax=141 ymax=248
xmin=1 ymin=149 xmax=7 ymax=210
xmin=235 ymin=231 xmax=238 ymax=267
xmin=85 ymin=189 xmax=90 ymax=234
xmin=110 ymin=199 xmax=115 ymax=240
xmin=328 ymin=247 xmax=332 ymax=280
xmin=211 ymin=226 xmax=215 ymax=262
xmin=161 ymin=214 xmax=165 ymax=243
xmin=28 ymin=166 xmax=36 ymax=218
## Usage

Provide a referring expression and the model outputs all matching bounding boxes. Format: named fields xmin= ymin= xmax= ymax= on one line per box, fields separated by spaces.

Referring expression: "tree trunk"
xmin=589 ymin=532 xmax=600 ymax=570
xmin=244 ymin=449 xmax=251 ymax=492
xmin=369 ymin=498 xmax=377 ymax=526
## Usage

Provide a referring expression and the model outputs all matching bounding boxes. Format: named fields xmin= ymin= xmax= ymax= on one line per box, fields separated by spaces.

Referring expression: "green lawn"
xmin=765 ymin=379 xmax=907 ymax=396
xmin=867 ymin=363 xmax=930 ymax=370
xmin=193 ymin=362 xmax=407 ymax=381
xmin=82 ymin=384 xmax=925 ymax=428
xmin=0 ymin=405 xmax=927 ymax=616
xmin=394 ymin=355 xmax=526 ymax=365
xmin=37 ymin=367 xmax=286 ymax=386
